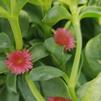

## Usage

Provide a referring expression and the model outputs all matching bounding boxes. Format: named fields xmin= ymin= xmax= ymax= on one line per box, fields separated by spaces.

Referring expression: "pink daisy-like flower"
xmin=48 ymin=97 xmax=71 ymax=101
xmin=54 ymin=28 xmax=75 ymax=50
xmin=5 ymin=50 xmax=32 ymax=74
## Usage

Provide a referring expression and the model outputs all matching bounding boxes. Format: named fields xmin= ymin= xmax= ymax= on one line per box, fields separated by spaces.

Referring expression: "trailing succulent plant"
xmin=0 ymin=0 xmax=101 ymax=101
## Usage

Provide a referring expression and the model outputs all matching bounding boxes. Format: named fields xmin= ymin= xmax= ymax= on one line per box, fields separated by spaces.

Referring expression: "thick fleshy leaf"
xmin=80 ymin=6 xmax=101 ymax=19
xmin=85 ymin=33 xmax=101 ymax=77
xmin=0 ymin=7 xmax=9 ymax=18
xmin=18 ymin=76 xmax=36 ymax=101
xmin=88 ymin=0 xmax=97 ymax=5
xmin=72 ymin=0 xmax=80 ymax=5
xmin=78 ymin=72 xmax=87 ymax=87
xmin=19 ymin=10 xmax=29 ymax=38
xmin=0 ymin=0 xmax=10 ymax=12
xmin=79 ymin=0 xmax=88 ymax=4
xmin=38 ymin=23 xmax=52 ymax=39
xmin=0 ymin=55 xmax=7 ymax=74
xmin=0 ymin=0 xmax=11 ymax=18
xmin=30 ymin=43 xmax=49 ymax=62
xmin=17 ymin=0 xmax=29 ymax=10
xmin=44 ymin=37 xmax=71 ymax=67
xmin=0 ymin=32 xmax=12 ymax=52
xmin=29 ymin=0 xmax=52 ymax=12
xmin=6 ymin=73 xmax=17 ymax=93
xmin=10 ymin=0 xmax=29 ymax=15
xmin=41 ymin=78 xmax=69 ymax=98
xmin=0 ymin=86 xmax=19 ymax=101
xmin=78 ymin=73 xmax=101 ymax=101
xmin=0 ymin=0 xmax=29 ymax=18
xmin=58 ymin=0 xmax=80 ymax=6
xmin=29 ymin=66 xmax=65 ymax=81
xmin=43 ymin=5 xmax=71 ymax=26
xmin=0 ymin=75 xmax=6 ymax=86
xmin=57 ymin=0 xmax=71 ymax=5
xmin=88 ymin=0 xmax=101 ymax=6
xmin=24 ymin=3 xmax=42 ymax=24
xmin=29 ymin=0 xmax=41 ymax=5
xmin=0 ymin=19 xmax=15 ymax=45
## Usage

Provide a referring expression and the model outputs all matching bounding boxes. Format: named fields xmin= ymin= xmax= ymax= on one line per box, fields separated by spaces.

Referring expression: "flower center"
xmin=13 ymin=57 xmax=25 ymax=66
xmin=17 ymin=58 xmax=24 ymax=64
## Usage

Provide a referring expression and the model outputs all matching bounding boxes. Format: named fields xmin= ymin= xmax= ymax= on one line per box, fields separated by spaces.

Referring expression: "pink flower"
xmin=48 ymin=97 xmax=71 ymax=101
xmin=54 ymin=28 xmax=75 ymax=50
xmin=5 ymin=50 xmax=32 ymax=74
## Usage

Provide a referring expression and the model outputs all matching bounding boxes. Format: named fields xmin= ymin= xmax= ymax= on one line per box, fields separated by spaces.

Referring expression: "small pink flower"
xmin=5 ymin=50 xmax=32 ymax=74
xmin=54 ymin=28 xmax=75 ymax=50
xmin=48 ymin=97 xmax=71 ymax=101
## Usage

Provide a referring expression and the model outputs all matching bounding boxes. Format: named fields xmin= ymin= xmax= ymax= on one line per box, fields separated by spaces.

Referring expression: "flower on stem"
xmin=54 ymin=28 xmax=75 ymax=51
xmin=5 ymin=50 xmax=32 ymax=74
xmin=48 ymin=97 xmax=71 ymax=101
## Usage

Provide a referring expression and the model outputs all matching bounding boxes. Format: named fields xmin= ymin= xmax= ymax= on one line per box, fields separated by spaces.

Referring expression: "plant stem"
xmin=63 ymin=75 xmax=78 ymax=101
xmin=25 ymin=74 xmax=45 ymax=101
xmin=69 ymin=88 xmax=78 ymax=101
xmin=9 ymin=17 xmax=23 ymax=50
xmin=69 ymin=12 xmax=82 ymax=88
xmin=63 ymin=5 xmax=82 ymax=101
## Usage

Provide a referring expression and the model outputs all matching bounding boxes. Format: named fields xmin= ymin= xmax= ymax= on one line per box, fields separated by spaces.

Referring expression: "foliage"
xmin=0 ymin=0 xmax=101 ymax=101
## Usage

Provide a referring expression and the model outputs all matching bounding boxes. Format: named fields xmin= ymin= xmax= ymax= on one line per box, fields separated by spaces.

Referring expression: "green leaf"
xmin=0 ymin=86 xmax=19 ymax=101
xmin=0 ymin=55 xmax=7 ymax=74
xmin=19 ymin=10 xmax=29 ymax=38
xmin=75 ymin=0 xmax=80 ymax=4
xmin=58 ymin=0 xmax=80 ymax=6
xmin=0 ymin=0 xmax=28 ymax=18
xmin=0 ymin=75 xmax=6 ymax=86
xmin=44 ymin=37 xmax=71 ymax=66
xmin=0 ymin=0 xmax=11 ymax=18
xmin=38 ymin=23 xmax=52 ymax=39
xmin=0 ymin=19 xmax=15 ymax=45
xmin=80 ymin=6 xmax=101 ymax=19
xmin=78 ymin=72 xmax=87 ymax=87
xmin=41 ymin=0 xmax=52 ymax=12
xmin=85 ymin=33 xmax=101 ymax=77
xmin=0 ymin=0 xmax=10 ymax=12
xmin=88 ymin=0 xmax=97 ymax=5
xmin=29 ymin=66 xmax=65 ymax=81
xmin=0 ymin=32 xmax=12 ymax=52
xmin=0 ymin=7 xmax=9 ymax=18
xmin=6 ymin=73 xmax=17 ymax=93
xmin=24 ymin=4 xmax=42 ymax=23
xmin=17 ymin=0 xmax=29 ymax=10
xmin=57 ymin=0 xmax=71 ymax=6
xmin=88 ymin=0 xmax=101 ymax=6
xmin=10 ymin=0 xmax=29 ymax=15
xmin=43 ymin=5 xmax=71 ymax=26
xmin=29 ymin=0 xmax=52 ymax=12
xmin=78 ymin=73 xmax=101 ymax=101
xmin=29 ymin=0 xmax=41 ymax=5
xmin=18 ymin=76 xmax=36 ymax=101
xmin=30 ymin=43 xmax=49 ymax=62
xmin=79 ymin=0 xmax=88 ymax=5
xmin=41 ymin=78 xmax=69 ymax=98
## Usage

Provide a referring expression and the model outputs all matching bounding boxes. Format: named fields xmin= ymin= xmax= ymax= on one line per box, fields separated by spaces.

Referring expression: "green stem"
xmin=9 ymin=17 xmax=23 ymax=50
xmin=63 ymin=75 xmax=78 ymax=101
xmin=69 ymin=88 xmax=78 ymax=101
xmin=25 ymin=75 xmax=45 ymax=101
xmin=70 ymin=5 xmax=82 ymax=88
xmin=63 ymin=5 xmax=82 ymax=101
xmin=70 ymin=20 xmax=82 ymax=87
